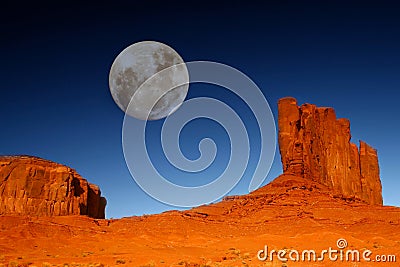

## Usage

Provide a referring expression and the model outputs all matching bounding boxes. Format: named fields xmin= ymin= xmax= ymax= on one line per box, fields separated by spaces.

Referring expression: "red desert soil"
xmin=1 ymin=174 xmax=399 ymax=267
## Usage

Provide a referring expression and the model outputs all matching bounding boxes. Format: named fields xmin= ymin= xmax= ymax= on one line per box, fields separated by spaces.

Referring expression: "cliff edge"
xmin=0 ymin=156 xmax=106 ymax=218
xmin=278 ymin=97 xmax=382 ymax=205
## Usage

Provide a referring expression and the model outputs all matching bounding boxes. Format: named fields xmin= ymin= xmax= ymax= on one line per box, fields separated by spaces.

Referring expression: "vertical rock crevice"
xmin=278 ymin=97 xmax=383 ymax=205
xmin=0 ymin=156 xmax=107 ymax=218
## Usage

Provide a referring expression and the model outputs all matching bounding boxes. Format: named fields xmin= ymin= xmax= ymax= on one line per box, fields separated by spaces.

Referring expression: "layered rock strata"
xmin=278 ymin=97 xmax=382 ymax=205
xmin=0 ymin=156 xmax=106 ymax=218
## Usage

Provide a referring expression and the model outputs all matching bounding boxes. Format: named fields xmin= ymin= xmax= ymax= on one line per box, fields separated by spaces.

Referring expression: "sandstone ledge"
xmin=0 ymin=155 xmax=106 ymax=218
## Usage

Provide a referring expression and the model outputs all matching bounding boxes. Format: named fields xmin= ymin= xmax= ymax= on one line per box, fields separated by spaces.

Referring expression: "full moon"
xmin=109 ymin=41 xmax=189 ymax=120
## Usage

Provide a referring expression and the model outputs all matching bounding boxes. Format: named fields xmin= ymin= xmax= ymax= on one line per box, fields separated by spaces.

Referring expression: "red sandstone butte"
xmin=0 ymin=156 xmax=106 ymax=218
xmin=278 ymin=97 xmax=382 ymax=205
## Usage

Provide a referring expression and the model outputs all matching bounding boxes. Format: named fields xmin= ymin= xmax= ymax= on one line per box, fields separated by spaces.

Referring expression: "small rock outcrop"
xmin=0 ymin=156 xmax=106 ymax=218
xmin=278 ymin=97 xmax=382 ymax=205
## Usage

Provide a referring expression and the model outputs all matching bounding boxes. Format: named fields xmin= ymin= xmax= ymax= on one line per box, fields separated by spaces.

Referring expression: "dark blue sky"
xmin=1 ymin=1 xmax=399 ymax=218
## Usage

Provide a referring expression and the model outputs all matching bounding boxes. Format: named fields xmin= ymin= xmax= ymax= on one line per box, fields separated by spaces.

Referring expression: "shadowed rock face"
xmin=0 ymin=156 xmax=106 ymax=218
xmin=278 ymin=97 xmax=382 ymax=205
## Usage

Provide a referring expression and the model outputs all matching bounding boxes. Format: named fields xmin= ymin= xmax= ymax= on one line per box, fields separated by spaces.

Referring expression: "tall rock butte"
xmin=0 ymin=156 xmax=106 ymax=218
xmin=278 ymin=97 xmax=382 ymax=205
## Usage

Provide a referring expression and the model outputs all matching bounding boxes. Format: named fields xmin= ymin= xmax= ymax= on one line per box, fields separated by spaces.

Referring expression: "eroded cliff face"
xmin=278 ymin=97 xmax=382 ymax=205
xmin=0 ymin=156 xmax=106 ymax=218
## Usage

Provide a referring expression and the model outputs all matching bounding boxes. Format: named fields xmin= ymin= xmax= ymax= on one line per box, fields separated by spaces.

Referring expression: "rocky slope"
xmin=278 ymin=97 xmax=382 ymax=204
xmin=0 ymin=174 xmax=399 ymax=266
xmin=0 ymin=156 xmax=106 ymax=219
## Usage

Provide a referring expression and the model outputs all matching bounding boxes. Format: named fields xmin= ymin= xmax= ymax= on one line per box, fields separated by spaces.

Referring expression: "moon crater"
xmin=109 ymin=41 xmax=189 ymax=120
